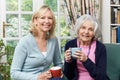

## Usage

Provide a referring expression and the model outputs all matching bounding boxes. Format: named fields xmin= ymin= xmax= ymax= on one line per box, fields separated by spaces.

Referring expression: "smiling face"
xmin=35 ymin=10 xmax=54 ymax=33
xmin=78 ymin=20 xmax=95 ymax=44
xmin=30 ymin=5 xmax=55 ymax=38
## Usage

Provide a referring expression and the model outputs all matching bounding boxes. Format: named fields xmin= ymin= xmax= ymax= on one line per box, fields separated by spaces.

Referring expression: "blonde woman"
xmin=11 ymin=5 xmax=63 ymax=80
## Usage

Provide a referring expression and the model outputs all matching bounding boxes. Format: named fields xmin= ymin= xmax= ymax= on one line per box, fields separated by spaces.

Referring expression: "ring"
xmin=79 ymin=57 xmax=82 ymax=60
xmin=78 ymin=56 xmax=81 ymax=59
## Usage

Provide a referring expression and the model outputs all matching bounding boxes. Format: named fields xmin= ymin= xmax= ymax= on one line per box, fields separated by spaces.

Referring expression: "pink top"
xmin=77 ymin=40 xmax=96 ymax=80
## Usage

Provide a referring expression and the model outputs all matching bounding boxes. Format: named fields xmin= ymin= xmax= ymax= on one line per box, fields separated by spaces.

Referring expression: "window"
xmin=44 ymin=0 xmax=72 ymax=54
xmin=0 ymin=0 xmax=34 ymax=47
xmin=0 ymin=0 xmax=71 ymax=54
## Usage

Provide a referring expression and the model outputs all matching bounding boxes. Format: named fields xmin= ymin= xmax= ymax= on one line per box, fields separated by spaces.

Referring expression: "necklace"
xmin=77 ymin=39 xmax=91 ymax=57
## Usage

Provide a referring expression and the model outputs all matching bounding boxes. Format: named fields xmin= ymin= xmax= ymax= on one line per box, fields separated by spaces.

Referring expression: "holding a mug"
xmin=64 ymin=14 xmax=109 ymax=80
xmin=70 ymin=47 xmax=82 ymax=57
xmin=10 ymin=5 xmax=63 ymax=80
xmin=50 ymin=66 xmax=62 ymax=78
xmin=49 ymin=66 xmax=65 ymax=80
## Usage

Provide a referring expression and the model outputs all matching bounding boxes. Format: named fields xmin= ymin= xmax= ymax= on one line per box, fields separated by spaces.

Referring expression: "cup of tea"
xmin=50 ymin=66 xmax=62 ymax=78
xmin=70 ymin=47 xmax=82 ymax=56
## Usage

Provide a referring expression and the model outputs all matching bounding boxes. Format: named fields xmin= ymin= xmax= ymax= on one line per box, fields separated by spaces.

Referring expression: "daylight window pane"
xmin=60 ymin=39 xmax=71 ymax=60
xmin=6 ymin=0 xmax=18 ymax=11
xmin=6 ymin=14 xmax=19 ymax=37
xmin=54 ymin=15 xmax=58 ymax=35
xmin=44 ymin=0 xmax=57 ymax=12
xmin=21 ymin=0 xmax=33 ymax=11
xmin=60 ymin=16 xmax=70 ymax=36
xmin=6 ymin=40 xmax=18 ymax=47
xmin=21 ymin=14 xmax=32 ymax=36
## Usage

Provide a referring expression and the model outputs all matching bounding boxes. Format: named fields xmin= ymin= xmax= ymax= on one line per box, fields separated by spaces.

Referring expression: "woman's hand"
xmin=73 ymin=50 xmax=88 ymax=62
xmin=38 ymin=70 xmax=52 ymax=80
xmin=64 ymin=49 xmax=72 ymax=63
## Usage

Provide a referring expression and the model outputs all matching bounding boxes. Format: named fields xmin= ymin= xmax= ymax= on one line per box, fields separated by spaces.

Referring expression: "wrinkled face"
xmin=35 ymin=10 xmax=53 ymax=32
xmin=78 ymin=20 xmax=95 ymax=42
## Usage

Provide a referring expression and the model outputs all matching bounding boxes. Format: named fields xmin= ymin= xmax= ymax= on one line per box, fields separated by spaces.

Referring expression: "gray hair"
xmin=74 ymin=14 xmax=101 ymax=40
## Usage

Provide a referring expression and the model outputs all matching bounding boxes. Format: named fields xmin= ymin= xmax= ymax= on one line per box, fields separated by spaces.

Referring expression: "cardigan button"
xmin=43 ymin=62 xmax=46 ymax=65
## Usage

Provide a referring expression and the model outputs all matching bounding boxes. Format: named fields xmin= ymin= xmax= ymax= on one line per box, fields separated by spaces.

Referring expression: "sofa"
xmin=105 ymin=44 xmax=120 ymax=80
xmin=0 ymin=74 xmax=2 ymax=80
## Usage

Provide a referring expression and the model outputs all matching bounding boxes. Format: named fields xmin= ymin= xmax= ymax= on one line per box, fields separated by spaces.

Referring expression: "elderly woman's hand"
xmin=73 ymin=50 xmax=88 ymax=62
xmin=64 ymin=49 xmax=72 ymax=63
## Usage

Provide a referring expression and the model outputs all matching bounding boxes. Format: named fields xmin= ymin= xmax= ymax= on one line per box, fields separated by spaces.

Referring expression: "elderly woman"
xmin=64 ymin=14 xmax=109 ymax=80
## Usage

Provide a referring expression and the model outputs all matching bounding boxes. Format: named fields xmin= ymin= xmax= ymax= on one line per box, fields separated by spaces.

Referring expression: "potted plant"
xmin=0 ymin=39 xmax=15 ymax=80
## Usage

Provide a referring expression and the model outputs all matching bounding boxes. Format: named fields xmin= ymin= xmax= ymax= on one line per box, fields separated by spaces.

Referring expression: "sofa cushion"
xmin=105 ymin=44 xmax=120 ymax=80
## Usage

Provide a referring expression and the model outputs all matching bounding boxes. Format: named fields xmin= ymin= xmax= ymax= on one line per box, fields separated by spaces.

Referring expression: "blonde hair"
xmin=30 ymin=5 xmax=56 ymax=39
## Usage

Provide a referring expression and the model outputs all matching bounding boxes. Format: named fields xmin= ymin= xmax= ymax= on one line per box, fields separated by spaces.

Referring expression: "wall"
xmin=102 ymin=0 xmax=110 ymax=43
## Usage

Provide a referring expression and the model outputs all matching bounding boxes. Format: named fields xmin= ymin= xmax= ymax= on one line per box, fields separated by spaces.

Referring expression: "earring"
xmin=36 ymin=24 xmax=38 ymax=26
